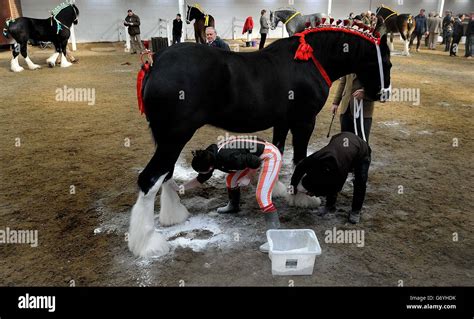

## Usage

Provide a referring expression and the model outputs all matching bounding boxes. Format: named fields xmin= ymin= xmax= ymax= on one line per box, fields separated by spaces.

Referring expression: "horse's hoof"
xmin=11 ymin=66 xmax=24 ymax=72
xmin=47 ymin=62 xmax=55 ymax=68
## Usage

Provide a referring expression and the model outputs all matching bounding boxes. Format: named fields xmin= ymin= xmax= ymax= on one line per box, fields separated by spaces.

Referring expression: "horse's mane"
xmin=275 ymin=7 xmax=297 ymax=12
xmin=259 ymin=20 xmax=383 ymax=64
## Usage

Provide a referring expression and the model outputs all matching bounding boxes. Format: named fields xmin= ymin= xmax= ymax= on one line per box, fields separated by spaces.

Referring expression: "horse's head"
xmin=55 ymin=3 xmax=79 ymax=27
xmin=72 ymin=4 xmax=79 ymax=25
xmin=355 ymin=32 xmax=392 ymax=102
xmin=270 ymin=11 xmax=275 ymax=29
xmin=186 ymin=5 xmax=192 ymax=24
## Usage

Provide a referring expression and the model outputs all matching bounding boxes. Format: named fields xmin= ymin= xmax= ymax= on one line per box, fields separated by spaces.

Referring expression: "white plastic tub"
xmin=267 ymin=229 xmax=322 ymax=276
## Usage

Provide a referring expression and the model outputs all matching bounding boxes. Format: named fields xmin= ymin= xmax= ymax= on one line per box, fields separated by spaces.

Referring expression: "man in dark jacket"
xmin=465 ymin=13 xmax=474 ymax=58
xmin=172 ymin=13 xmax=183 ymax=44
xmin=290 ymin=132 xmax=371 ymax=224
xmin=124 ymin=9 xmax=144 ymax=54
xmin=442 ymin=11 xmax=453 ymax=48
xmin=409 ymin=9 xmax=428 ymax=52
xmin=205 ymin=27 xmax=230 ymax=50
xmin=450 ymin=14 xmax=465 ymax=56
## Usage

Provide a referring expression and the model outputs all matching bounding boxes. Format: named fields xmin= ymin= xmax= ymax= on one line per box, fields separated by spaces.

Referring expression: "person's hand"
xmin=330 ymin=103 xmax=339 ymax=114
xmin=129 ymin=22 xmax=134 ymax=25
xmin=352 ymin=89 xmax=365 ymax=100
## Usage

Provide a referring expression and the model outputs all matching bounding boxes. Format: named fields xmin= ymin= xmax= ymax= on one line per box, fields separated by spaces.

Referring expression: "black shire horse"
xmin=376 ymin=5 xmax=415 ymax=55
xmin=185 ymin=4 xmax=215 ymax=44
xmin=3 ymin=2 xmax=79 ymax=72
xmin=128 ymin=21 xmax=392 ymax=257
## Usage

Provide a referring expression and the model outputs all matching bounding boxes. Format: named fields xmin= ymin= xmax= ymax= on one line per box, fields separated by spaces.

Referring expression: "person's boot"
xmin=349 ymin=210 xmax=361 ymax=224
xmin=259 ymin=211 xmax=281 ymax=253
xmin=217 ymin=188 xmax=240 ymax=214
xmin=264 ymin=211 xmax=281 ymax=230
xmin=318 ymin=205 xmax=336 ymax=216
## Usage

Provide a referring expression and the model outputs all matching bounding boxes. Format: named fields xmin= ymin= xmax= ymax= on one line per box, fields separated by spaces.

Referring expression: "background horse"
xmin=3 ymin=2 xmax=79 ymax=72
xmin=270 ymin=8 xmax=326 ymax=36
xmin=185 ymin=4 xmax=215 ymax=44
xmin=376 ymin=5 xmax=415 ymax=56
xmin=129 ymin=20 xmax=392 ymax=257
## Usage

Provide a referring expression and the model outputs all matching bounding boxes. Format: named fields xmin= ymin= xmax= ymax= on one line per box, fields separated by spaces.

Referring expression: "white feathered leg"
xmin=46 ymin=52 xmax=60 ymax=67
xmin=403 ymin=40 xmax=410 ymax=56
xmin=287 ymin=181 xmax=321 ymax=208
xmin=159 ymin=179 xmax=190 ymax=226
xmin=10 ymin=56 xmax=24 ymax=72
xmin=60 ymin=53 xmax=72 ymax=68
xmin=272 ymin=180 xmax=289 ymax=199
xmin=25 ymin=56 xmax=41 ymax=70
xmin=128 ymin=174 xmax=170 ymax=258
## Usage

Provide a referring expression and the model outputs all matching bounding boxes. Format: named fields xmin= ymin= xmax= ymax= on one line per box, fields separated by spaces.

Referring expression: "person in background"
xmin=442 ymin=10 xmax=452 ymax=45
xmin=259 ymin=9 xmax=269 ymax=50
xmin=410 ymin=9 xmax=428 ymax=52
xmin=205 ymin=26 xmax=230 ymax=51
xmin=465 ymin=13 xmax=474 ymax=58
xmin=427 ymin=12 xmax=442 ymax=50
xmin=450 ymin=14 xmax=465 ymax=56
xmin=124 ymin=9 xmax=144 ymax=54
xmin=172 ymin=13 xmax=183 ymax=45
xmin=442 ymin=12 xmax=454 ymax=51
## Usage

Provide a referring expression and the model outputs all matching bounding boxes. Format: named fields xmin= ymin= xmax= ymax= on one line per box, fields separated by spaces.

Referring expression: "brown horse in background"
xmin=376 ymin=5 xmax=415 ymax=56
xmin=185 ymin=4 xmax=215 ymax=44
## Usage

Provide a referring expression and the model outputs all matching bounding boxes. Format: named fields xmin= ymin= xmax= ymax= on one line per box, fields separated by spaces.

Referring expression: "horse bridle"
xmin=71 ymin=5 xmax=78 ymax=23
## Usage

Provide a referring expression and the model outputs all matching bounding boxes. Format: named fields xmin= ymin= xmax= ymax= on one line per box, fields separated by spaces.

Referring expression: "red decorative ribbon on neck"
xmin=294 ymin=31 xmax=332 ymax=87
xmin=136 ymin=51 xmax=154 ymax=115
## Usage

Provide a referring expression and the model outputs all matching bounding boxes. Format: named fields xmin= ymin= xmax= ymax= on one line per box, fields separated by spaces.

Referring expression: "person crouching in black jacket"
xmin=183 ymin=138 xmax=282 ymax=246
xmin=290 ymin=132 xmax=371 ymax=224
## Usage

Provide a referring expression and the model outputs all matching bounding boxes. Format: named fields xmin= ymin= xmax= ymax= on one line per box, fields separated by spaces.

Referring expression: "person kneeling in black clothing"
xmin=290 ymin=132 xmax=371 ymax=224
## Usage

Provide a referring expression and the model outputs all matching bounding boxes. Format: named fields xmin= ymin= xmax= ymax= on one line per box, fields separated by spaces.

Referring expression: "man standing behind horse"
xmin=410 ymin=9 xmax=428 ymax=52
xmin=259 ymin=9 xmax=269 ymax=50
xmin=205 ymin=27 xmax=230 ymax=50
xmin=124 ymin=9 xmax=144 ymax=54
xmin=172 ymin=13 xmax=183 ymax=44
xmin=427 ymin=12 xmax=442 ymax=50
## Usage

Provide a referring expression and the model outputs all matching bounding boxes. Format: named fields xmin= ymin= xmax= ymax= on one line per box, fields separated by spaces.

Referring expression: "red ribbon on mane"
xmin=136 ymin=62 xmax=150 ymax=115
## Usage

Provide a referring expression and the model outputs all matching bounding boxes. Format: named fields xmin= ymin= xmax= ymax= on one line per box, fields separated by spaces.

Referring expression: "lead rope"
xmin=353 ymin=99 xmax=367 ymax=142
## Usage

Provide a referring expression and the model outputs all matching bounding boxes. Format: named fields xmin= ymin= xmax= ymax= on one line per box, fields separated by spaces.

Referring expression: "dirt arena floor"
xmin=0 ymin=38 xmax=473 ymax=286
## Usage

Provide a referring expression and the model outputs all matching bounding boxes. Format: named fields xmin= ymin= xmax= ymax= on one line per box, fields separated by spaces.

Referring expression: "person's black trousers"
xmin=259 ymin=33 xmax=267 ymax=50
xmin=340 ymin=110 xmax=372 ymax=143
xmin=172 ymin=35 xmax=181 ymax=45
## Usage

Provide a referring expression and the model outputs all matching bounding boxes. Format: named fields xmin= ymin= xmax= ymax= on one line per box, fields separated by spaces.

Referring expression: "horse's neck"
xmin=310 ymin=33 xmax=371 ymax=81
xmin=279 ymin=11 xmax=296 ymax=22
xmin=192 ymin=9 xmax=204 ymax=20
